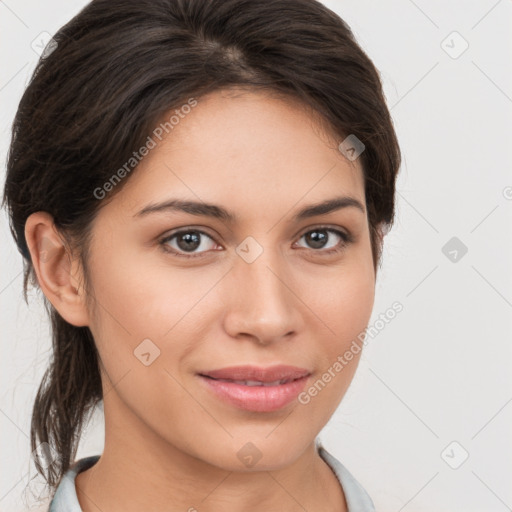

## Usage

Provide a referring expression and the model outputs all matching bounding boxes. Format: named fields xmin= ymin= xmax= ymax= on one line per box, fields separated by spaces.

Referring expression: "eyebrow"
xmin=134 ymin=195 xmax=365 ymax=223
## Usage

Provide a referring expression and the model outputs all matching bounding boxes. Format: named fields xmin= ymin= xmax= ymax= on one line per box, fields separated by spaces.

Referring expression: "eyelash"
xmin=158 ymin=226 xmax=354 ymax=260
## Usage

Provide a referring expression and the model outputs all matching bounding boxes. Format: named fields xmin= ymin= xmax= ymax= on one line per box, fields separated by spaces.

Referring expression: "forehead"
xmin=163 ymin=87 xmax=355 ymax=164
xmin=104 ymin=88 xmax=365 ymax=222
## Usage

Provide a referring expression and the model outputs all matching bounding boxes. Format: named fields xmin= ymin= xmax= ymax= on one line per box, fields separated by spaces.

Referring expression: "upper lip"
xmin=199 ymin=365 xmax=311 ymax=383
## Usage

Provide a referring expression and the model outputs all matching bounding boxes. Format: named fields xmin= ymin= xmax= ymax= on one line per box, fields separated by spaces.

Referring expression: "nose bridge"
xmin=226 ymin=239 xmax=298 ymax=340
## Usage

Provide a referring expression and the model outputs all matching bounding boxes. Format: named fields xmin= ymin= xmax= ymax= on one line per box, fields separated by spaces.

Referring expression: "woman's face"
xmin=77 ymin=88 xmax=376 ymax=470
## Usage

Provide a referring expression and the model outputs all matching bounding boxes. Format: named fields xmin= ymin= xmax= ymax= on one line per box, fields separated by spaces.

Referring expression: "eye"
xmin=158 ymin=225 xmax=354 ymax=260
xmin=294 ymin=226 xmax=353 ymax=255
xmin=159 ymin=229 xmax=218 ymax=259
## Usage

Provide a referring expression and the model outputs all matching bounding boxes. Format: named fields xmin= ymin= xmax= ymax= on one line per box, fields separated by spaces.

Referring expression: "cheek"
xmin=86 ymin=254 xmax=224 ymax=379
xmin=85 ymin=260 xmax=204 ymax=433
xmin=299 ymin=260 xmax=375 ymax=395
xmin=293 ymin=281 xmax=374 ymax=432
xmin=298 ymin=254 xmax=376 ymax=345
xmin=323 ymin=275 xmax=375 ymax=342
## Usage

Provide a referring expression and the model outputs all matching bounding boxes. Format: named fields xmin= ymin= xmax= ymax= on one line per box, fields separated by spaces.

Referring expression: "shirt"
xmin=49 ymin=439 xmax=376 ymax=511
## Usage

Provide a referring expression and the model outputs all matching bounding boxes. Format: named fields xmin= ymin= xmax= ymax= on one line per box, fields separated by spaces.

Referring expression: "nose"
xmin=222 ymin=247 xmax=303 ymax=345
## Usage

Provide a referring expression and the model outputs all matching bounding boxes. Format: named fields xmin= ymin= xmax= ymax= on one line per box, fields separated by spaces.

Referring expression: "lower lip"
xmin=198 ymin=375 xmax=310 ymax=412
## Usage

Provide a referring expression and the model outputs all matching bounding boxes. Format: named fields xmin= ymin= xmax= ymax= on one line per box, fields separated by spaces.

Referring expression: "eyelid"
xmin=158 ymin=227 xmax=218 ymax=258
xmin=296 ymin=223 xmax=352 ymax=241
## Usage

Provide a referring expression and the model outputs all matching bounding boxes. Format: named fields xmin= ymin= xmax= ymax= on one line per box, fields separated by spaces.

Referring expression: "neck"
xmin=75 ymin=395 xmax=347 ymax=512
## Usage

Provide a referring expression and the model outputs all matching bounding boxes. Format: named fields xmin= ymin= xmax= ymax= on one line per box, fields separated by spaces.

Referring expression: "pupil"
xmin=307 ymin=230 xmax=327 ymax=249
xmin=178 ymin=232 xmax=200 ymax=251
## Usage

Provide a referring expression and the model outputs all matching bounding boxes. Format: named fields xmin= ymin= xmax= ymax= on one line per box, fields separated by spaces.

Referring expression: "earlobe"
xmin=24 ymin=212 xmax=90 ymax=327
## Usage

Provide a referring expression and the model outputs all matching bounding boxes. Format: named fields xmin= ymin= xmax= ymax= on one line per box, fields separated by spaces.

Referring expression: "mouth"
xmin=198 ymin=364 xmax=311 ymax=383
xmin=196 ymin=366 xmax=311 ymax=412
xmin=199 ymin=375 xmax=305 ymax=386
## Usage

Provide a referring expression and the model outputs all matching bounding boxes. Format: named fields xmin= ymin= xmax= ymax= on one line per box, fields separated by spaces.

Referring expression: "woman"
xmin=2 ymin=0 xmax=401 ymax=510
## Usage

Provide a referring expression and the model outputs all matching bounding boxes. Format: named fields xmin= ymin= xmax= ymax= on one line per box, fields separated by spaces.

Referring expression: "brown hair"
xmin=2 ymin=0 xmax=401 ymax=497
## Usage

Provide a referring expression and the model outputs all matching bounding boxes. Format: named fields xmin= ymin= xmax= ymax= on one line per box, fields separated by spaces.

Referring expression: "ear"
xmin=24 ymin=211 xmax=90 ymax=327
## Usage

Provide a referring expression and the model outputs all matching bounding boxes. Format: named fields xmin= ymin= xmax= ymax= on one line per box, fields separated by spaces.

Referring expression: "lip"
xmin=197 ymin=365 xmax=311 ymax=412
xmin=199 ymin=364 xmax=311 ymax=382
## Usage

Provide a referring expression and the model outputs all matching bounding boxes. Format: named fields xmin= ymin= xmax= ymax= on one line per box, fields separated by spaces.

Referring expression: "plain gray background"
xmin=1 ymin=1 xmax=511 ymax=511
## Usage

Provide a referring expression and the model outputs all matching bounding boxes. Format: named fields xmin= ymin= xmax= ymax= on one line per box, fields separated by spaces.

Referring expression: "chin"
xmin=197 ymin=434 xmax=313 ymax=473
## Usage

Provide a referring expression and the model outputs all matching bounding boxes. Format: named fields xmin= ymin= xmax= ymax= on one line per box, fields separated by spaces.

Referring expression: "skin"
xmin=25 ymin=87 xmax=380 ymax=512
